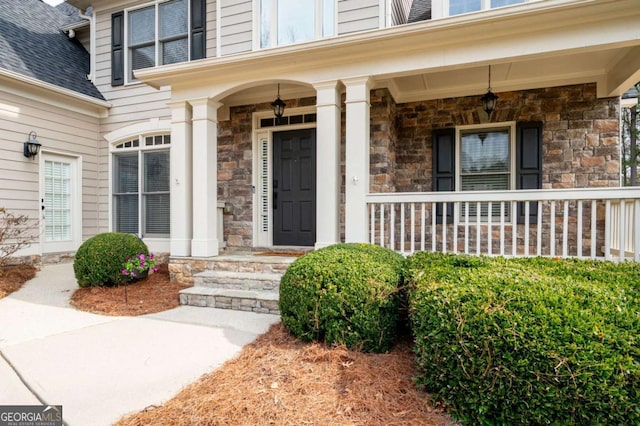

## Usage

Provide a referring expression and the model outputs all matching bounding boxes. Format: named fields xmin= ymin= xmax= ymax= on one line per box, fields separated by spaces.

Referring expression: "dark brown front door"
xmin=273 ymin=129 xmax=316 ymax=246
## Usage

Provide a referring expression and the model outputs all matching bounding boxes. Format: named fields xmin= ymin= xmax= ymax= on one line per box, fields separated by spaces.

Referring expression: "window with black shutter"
xmin=111 ymin=0 xmax=206 ymax=86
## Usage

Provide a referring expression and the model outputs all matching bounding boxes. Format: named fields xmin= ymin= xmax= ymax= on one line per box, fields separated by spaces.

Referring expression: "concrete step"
xmin=207 ymin=254 xmax=297 ymax=274
xmin=193 ymin=270 xmax=283 ymax=291
xmin=179 ymin=287 xmax=279 ymax=315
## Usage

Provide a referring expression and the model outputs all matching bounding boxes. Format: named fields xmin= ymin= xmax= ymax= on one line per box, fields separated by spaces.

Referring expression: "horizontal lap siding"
xmin=207 ymin=0 xmax=217 ymax=57
xmin=220 ymin=0 xmax=253 ymax=55
xmin=0 ymin=90 xmax=101 ymax=242
xmin=338 ymin=0 xmax=380 ymax=34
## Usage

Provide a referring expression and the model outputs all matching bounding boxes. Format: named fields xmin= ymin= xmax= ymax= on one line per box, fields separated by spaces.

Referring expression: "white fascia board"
xmin=0 ymin=69 xmax=111 ymax=118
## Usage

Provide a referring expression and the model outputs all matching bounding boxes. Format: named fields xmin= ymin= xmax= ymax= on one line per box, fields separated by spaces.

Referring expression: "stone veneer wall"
xmin=215 ymin=83 xmax=619 ymax=253
xmin=393 ymin=83 xmax=620 ymax=190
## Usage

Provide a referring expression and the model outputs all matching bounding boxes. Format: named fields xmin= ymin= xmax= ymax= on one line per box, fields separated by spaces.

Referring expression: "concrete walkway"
xmin=0 ymin=263 xmax=280 ymax=426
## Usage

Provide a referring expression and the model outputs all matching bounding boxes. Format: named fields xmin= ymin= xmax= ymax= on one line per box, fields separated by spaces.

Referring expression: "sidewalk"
xmin=0 ymin=263 xmax=280 ymax=426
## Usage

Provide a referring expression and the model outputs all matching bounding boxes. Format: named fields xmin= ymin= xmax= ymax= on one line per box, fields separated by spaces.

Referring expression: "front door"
xmin=40 ymin=153 xmax=81 ymax=253
xmin=273 ymin=129 xmax=316 ymax=246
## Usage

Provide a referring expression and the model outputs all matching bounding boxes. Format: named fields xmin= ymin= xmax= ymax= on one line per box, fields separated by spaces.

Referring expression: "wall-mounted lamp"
xmin=24 ymin=131 xmax=42 ymax=158
xmin=271 ymin=84 xmax=286 ymax=118
xmin=480 ymin=65 xmax=498 ymax=117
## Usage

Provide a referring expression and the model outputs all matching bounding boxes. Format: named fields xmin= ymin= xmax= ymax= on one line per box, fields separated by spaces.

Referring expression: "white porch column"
xmin=190 ymin=98 xmax=221 ymax=257
xmin=313 ymin=80 xmax=342 ymax=248
xmin=343 ymin=77 xmax=371 ymax=243
xmin=168 ymin=101 xmax=193 ymax=257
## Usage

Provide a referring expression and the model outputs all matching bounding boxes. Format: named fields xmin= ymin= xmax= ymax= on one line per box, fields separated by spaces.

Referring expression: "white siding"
xmin=338 ymin=0 xmax=380 ymax=34
xmin=207 ymin=0 xmax=217 ymax=57
xmin=220 ymin=0 xmax=253 ymax=55
xmin=391 ymin=0 xmax=412 ymax=26
xmin=0 ymin=90 xmax=102 ymax=248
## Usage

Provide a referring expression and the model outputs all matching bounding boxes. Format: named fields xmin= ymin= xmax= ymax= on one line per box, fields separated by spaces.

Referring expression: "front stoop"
xmin=178 ymin=253 xmax=299 ymax=314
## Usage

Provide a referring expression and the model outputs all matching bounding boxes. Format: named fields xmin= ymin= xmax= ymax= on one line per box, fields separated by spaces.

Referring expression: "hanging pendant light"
xmin=480 ymin=65 xmax=498 ymax=117
xmin=271 ymin=84 xmax=286 ymax=118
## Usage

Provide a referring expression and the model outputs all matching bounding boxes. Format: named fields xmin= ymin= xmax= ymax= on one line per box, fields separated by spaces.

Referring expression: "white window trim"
xmin=432 ymin=0 xmax=538 ymax=19
xmin=253 ymin=0 xmax=336 ymax=50
xmin=252 ymin=106 xmax=317 ymax=247
xmin=109 ymin=134 xmax=171 ymax=243
xmin=124 ymin=0 xmax=192 ymax=85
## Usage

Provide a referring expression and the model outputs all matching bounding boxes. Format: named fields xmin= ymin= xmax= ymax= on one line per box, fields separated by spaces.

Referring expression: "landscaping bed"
xmin=70 ymin=263 xmax=190 ymax=316
xmin=0 ymin=264 xmax=37 ymax=298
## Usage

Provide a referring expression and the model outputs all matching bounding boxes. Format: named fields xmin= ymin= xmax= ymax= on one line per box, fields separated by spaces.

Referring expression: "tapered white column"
xmin=344 ymin=77 xmax=371 ymax=243
xmin=313 ymin=80 xmax=342 ymax=248
xmin=190 ymin=98 xmax=221 ymax=257
xmin=168 ymin=101 xmax=193 ymax=257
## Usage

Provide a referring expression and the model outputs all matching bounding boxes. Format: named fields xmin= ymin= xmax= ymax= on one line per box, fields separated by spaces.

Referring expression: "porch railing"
xmin=366 ymin=188 xmax=640 ymax=261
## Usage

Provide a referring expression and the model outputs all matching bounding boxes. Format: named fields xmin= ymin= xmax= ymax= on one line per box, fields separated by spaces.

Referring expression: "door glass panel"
xmin=44 ymin=160 xmax=72 ymax=241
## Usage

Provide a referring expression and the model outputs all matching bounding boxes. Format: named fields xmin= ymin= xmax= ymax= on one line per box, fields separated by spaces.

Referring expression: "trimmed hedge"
xmin=406 ymin=253 xmax=640 ymax=425
xmin=74 ymin=232 xmax=149 ymax=287
xmin=279 ymin=243 xmax=404 ymax=352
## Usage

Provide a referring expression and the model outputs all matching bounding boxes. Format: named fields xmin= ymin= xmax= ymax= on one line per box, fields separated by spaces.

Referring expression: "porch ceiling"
xmin=385 ymin=46 xmax=640 ymax=102
xmin=136 ymin=0 xmax=640 ymax=104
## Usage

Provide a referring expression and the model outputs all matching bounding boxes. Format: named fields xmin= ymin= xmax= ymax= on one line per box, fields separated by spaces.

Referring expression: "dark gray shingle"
xmin=408 ymin=0 xmax=431 ymax=23
xmin=0 ymin=0 xmax=104 ymax=100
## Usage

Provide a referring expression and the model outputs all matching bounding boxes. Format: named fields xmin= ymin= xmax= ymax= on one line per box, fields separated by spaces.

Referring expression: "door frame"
xmin=252 ymin=106 xmax=316 ymax=247
xmin=39 ymin=151 xmax=82 ymax=254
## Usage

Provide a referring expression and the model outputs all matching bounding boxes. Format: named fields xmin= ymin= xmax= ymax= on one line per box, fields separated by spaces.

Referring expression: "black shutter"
xmin=432 ymin=128 xmax=455 ymax=223
xmin=516 ymin=121 xmax=543 ymax=224
xmin=190 ymin=0 xmax=206 ymax=60
xmin=111 ymin=11 xmax=124 ymax=86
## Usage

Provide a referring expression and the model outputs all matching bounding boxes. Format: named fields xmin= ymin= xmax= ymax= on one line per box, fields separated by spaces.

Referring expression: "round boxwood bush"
xmin=406 ymin=252 xmax=640 ymax=425
xmin=279 ymin=243 xmax=404 ymax=353
xmin=74 ymin=232 xmax=149 ymax=287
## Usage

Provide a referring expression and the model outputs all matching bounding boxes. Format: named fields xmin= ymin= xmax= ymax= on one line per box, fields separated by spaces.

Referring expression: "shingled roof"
xmin=0 ymin=0 xmax=103 ymax=100
xmin=408 ymin=0 xmax=431 ymax=23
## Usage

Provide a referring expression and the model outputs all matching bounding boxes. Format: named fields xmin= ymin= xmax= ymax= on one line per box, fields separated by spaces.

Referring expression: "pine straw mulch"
xmin=70 ymin=264 xmax=190 ymax=316
xmin=115 ymin=323 xmax=458 ymax=426
xmin=0 ymin=264 xmax=38 ymax=298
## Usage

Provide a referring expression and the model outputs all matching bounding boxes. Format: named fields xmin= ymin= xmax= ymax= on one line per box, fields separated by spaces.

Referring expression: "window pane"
xmin=162 ymin=38 xmax=188 ymax=65
xmin=460 ymin=131 xmax=509 ymax=174
xmin=160 ymin=0 xmax=187 ymax=39
xmin=277 ymin=0 xmax=314 ymax=45
xmin=144 ymin=151 xmax=170 ymax=192
xmin=129 ymin=6 xmax=155 ymax=45
xmin=115 ymin=194 xmax=139 ymax=233
xmin=145 ymin=194 xmax=170 ymax=234
xmin=131 ymin=45 xmax=155 ymax=71
xmin=114 ymin=153 xmax=138 ymax=193
xmin=450 ymin=0 xmax=481 ymax=15
xmin=260 ymin=0 xmax=271 ymax=48
xmin=323 ymin=0 xmax=334 ymax=37
xmin=492 ymin=0 xmax=524 ymax=7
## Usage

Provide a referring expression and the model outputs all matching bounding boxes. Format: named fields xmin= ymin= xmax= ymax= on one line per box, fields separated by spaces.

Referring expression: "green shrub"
xmin=74 ymin=232 xmax=149 ymax=287
xmin=406 ymin=253 xmax=640 ymax=425
xmin=279 ymin=243 xmax=404 ymax=352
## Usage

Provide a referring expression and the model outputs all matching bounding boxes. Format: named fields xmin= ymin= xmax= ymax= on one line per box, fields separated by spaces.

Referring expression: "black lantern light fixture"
xmin=480 ymin=65 xmax=498 ymax=117
xmin=271 ymin=84 xmax=286 ymax=119
xmin=24 ymin=131 xmax=42 ymax=158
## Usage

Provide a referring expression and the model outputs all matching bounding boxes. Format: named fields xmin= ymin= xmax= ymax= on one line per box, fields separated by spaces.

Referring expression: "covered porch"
xmin=133 ymin=0 xmax=640 ymax=265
